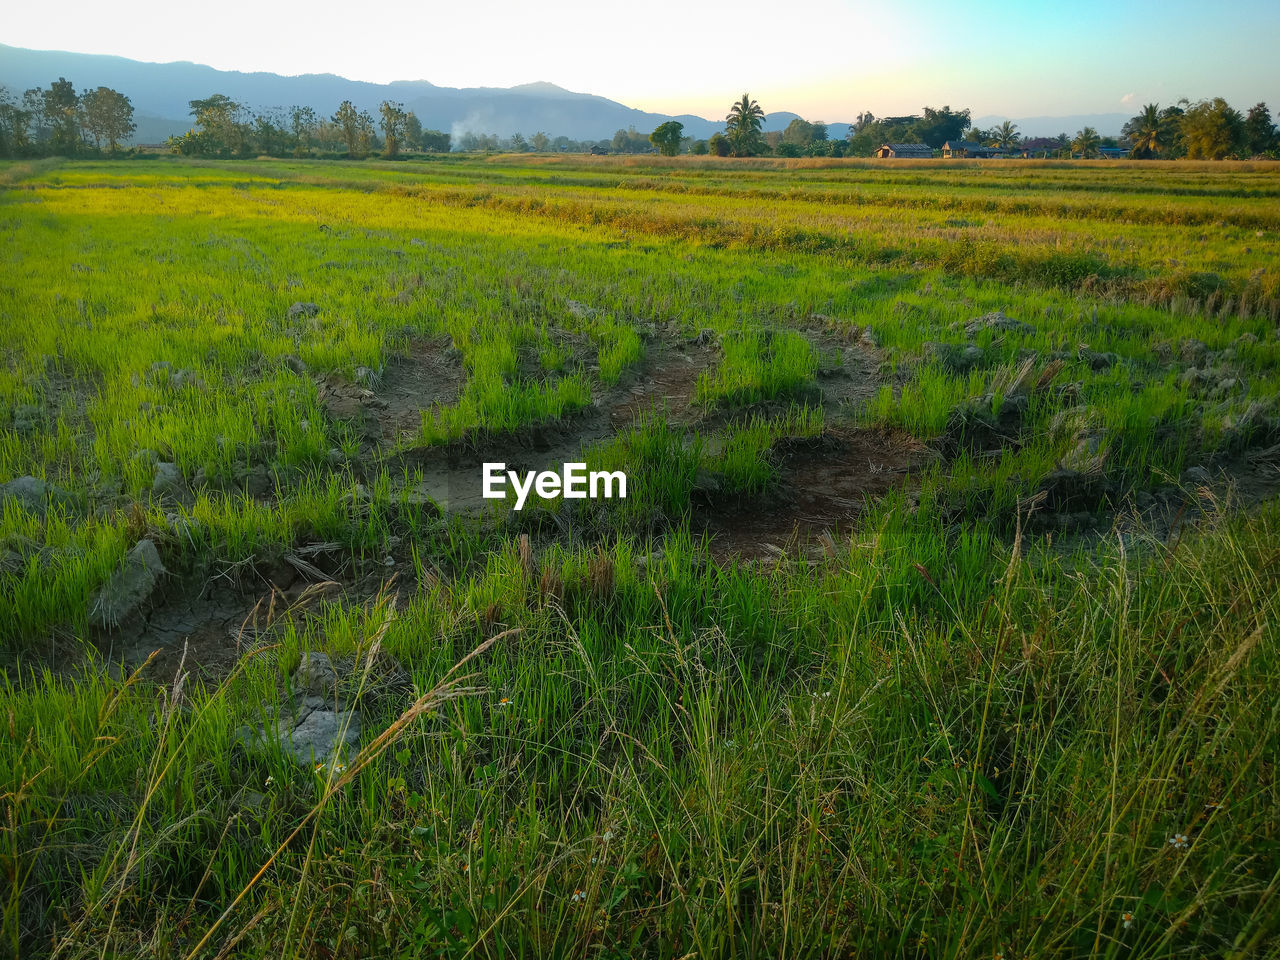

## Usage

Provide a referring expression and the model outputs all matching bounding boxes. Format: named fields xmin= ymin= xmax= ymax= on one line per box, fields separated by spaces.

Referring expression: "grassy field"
xmin=2 ymin=154 xmax=1279 ymax=958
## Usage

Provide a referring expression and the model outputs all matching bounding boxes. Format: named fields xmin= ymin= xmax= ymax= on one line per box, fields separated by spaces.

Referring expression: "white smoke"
xmin=450 ymin=109 xmax=499 ymax=151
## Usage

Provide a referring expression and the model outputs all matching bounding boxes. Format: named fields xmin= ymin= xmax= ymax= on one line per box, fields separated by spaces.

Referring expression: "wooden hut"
xmin=942 ymin=140 xmax=998 ymax=159
xmin=875 ymin=143 xmax=934 ymax=159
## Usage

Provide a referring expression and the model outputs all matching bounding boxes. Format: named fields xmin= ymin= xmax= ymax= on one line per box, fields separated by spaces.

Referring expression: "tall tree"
xmin=1180 ymin=98 xmax=1245 ymax=159
xmin=1123 ymin=103 xmax=1175 ymax=158
xmin=403 ymin=112 xmax=424 ymax=151
xmin=914 ymin=105 xmax=971 ymax=148
xmin=1243 ymin=103 xmax=1276 ymax=156
xmin=1072 ymin=127 xmax=1101 ymax=158
xmin=0 ymin=86 xmax=34 ymax=156
xmin=379 ymin=101 xmax=408 ymax=157
xmin=420 ymin=128 xmax=450 ymax=152
xmin=290 ymin=105 xmax=318 ymax=156
xmin=43 ymin=78 xmax=80 ymax=154
xmin=79 ymin=87 xmax=135 ymax=152
xmin=987 ymin=120 xmax=1020 ymax=150
xmin=333 ymin=100 xmax=374 ymax=157
xmin=781 ymin=117 xmax=815 ymax=147
xmin=724 ymin=93 xmax=765 ymax=157
xmin=189 ymin=94 xmax=245 ymax=155
xmin=252 ymin=110 xmax=289 ymax=156
xmin=649 ymin=120 xmax=684 ymax=156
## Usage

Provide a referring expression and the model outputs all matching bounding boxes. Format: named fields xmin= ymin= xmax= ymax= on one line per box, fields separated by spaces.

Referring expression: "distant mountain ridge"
xmin=0 ymin=44 xmax=1128 ymax=144
xmin=0 ymin=43 xmax=725 ymax=143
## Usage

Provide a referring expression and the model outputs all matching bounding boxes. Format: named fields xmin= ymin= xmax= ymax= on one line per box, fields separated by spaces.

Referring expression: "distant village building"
xmin=1019 ymin=137 xmax=1062 ymax=158
xmin=588 ymin=145 xmax=609 ymax=155
xmin=942 ymin=140 xmax=999 ymax=159
xmin=876 ymin=143 xmax=934 ymax=159
xmin=1098 ymin=147 xmax=1130 ymax=159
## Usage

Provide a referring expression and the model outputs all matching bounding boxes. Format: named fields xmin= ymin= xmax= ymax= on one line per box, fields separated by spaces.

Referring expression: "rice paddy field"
xmin=2 ymin=154 xmax=1279 ymax=958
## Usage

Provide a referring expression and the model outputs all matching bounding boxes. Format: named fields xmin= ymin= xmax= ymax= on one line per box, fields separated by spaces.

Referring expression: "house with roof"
xmin=942 ymin=140 xmax=999 ymax=159
xmin=1019 ymin=137 xmax=1062 ymax=158
xmin=875 ymin=143 xmax=934 ymax=159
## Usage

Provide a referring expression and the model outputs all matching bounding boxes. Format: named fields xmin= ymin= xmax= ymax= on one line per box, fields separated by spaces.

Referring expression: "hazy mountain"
xmin=1 ymin=44 xmax=1125 ymax=145
xmin=0 ymin=43 xmax=724 ymax=142
xmin=973 ymin=113 xmax=1131 ymax=138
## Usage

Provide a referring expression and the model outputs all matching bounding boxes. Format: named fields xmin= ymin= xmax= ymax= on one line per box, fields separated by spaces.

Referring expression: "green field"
xmin=2 ymin=154 xmax=1279 ymax=958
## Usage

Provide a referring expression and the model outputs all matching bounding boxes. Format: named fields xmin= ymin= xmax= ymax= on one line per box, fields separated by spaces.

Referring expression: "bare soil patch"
xmin=605 ymin=338 xmax=719 ymax=429
xmin=802 ymin=324 xmax=885 ymax=415
xmin=320 ymin=336 xmax=465 ymax=444
xmin=699 ymin=427 xmax=935 ymax=560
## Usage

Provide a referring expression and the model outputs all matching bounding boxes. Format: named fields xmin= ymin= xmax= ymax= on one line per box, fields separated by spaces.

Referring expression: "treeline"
xmin=0 ymin=79 xmax=136 ymax=157
xmin=846 ymin=98 xmax=1278 ymax=160
xmin=618 ymin=95 xmax=1279 ymax=161
xmin=3 ymin=76 xmax=1276 ymax=162
xmin=166 ymin=95 xmax=451 ymax=158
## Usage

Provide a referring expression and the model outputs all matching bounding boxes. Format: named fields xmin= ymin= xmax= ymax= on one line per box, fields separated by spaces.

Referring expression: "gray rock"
xmin=1210 ymin=378 xmax=1239 ymax=399
xmin=962 ymin=311 xmax=1035 ymax=338
xmin=1182 ymin=466 xmax=1212 ymax=485
xmin=1179 ymin=338 xmax=1209 ymax=363
xmin=236 ymin=465 xmax=272 ymax=498
xmin=1180 ymin=367 xmax=1206 ymax=389
xmin=295 ymin=652 xmax=338 ymax=699
xmin=288 ymin=302 xmax=320 ymax=319
xmin=90 ymin=539 xmax=167 ymax=629
xmin=238 ymin=708 xmax=360 ymax=768
xmin=285 ymin=708 xmax=361 ymax=766
xmin=1080 ymin=349 xmax=1118 ymax=371
xmin=1 ymin=476 xmax=74 ymax=519
xmin=152 ymin=462 xmax=183 ymax=496
xmin=928 ymin=341 xmax=985 ymax=372
xmin=282 ymin=354 xmax=308 ymax=375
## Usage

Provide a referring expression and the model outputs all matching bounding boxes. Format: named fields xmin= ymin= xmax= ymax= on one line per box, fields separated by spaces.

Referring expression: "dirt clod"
xmin=1 ymin=476 xmax=75 ymax=519
xmin=960 ymin=311 xmax=1035 ymax=338
xmin=90 ymin=539 xmax=167 ymax=630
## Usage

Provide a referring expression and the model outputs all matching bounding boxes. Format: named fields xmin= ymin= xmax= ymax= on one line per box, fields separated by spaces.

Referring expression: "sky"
xmin=3 ymin=0 xmax=1277 ymax=120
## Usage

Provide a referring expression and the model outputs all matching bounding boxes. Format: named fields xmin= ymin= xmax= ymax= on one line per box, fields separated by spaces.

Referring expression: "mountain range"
xmin=0 ymin=43 xmax=1125 ymax=144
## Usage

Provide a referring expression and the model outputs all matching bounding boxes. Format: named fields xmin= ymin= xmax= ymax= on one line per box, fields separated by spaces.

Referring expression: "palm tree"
xmin=1072 ymin=126 xmax=1101 ymax=158
xmin=725 ymin=93 xmax=766 ymax=157
xmin=1125 ymin=103 xmax=1171 ymax=158
xmin=986 ymin=120 xmax=1020 ymax=151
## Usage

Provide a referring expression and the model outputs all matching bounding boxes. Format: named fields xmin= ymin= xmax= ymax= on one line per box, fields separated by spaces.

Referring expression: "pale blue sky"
xmin=3 ymin=0 xmax=1276 ymax=119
